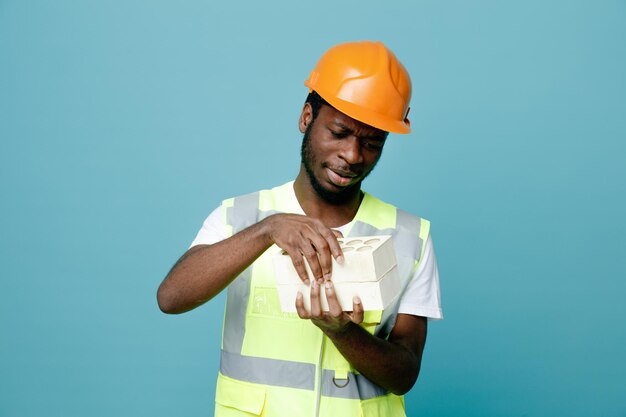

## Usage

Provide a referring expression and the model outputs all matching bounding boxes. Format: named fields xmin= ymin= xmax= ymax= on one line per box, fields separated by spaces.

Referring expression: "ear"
xmin=299 ymin=103 xmax=313 ymax=134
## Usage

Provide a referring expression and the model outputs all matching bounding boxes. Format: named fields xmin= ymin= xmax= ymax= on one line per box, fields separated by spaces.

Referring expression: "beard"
xmin=300 ymin=125 xmax=374 ymax=205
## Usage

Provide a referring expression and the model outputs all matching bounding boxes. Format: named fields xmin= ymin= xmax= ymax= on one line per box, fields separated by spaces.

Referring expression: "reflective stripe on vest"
xmin=220 ymin=350 xmax=316 ymax=390
xmin=220 ymin=349 xmax=389 ymax=400
xmin=221 ymin=192 xmax=259 ymax=354
xmin=219 ymin=184 xmax=428 ymax=407
xmin=222 ymin=193 xmax=281 ymax=353
xmin=320 ymin=369 xmax=388 ymax=400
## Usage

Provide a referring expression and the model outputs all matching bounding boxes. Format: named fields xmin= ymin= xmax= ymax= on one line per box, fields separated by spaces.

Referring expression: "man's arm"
xmin=296 ymin=280 xmax=427 ymax=395
xmin=157 ymin=219 xmax=272 ymax=314
xmin=157 ymin=214 xmax=343 ymax=314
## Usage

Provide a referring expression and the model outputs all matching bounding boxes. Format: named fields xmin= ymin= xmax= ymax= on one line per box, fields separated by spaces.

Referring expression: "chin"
xmin=312 ymin=177 xmax=360 ymax=205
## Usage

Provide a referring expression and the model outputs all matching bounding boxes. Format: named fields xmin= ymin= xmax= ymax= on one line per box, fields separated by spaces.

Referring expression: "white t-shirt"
xmin=191 ymin=187 xmax=443 ymax=320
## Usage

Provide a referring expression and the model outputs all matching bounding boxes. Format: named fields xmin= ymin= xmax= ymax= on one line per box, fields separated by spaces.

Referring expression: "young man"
xmin=157 ymin=41 xmax=442 ymax=417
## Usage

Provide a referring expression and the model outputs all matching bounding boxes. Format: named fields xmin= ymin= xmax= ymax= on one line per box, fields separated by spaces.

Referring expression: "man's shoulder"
xmin=221 ymin=181 xmax=294 ymax=205
xmin=362 ymin=190 xmax=429 ymax=224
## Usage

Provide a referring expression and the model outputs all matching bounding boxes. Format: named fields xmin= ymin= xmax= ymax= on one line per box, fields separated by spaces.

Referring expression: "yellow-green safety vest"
xmin=215 ymin=182 xmax=430 ymax=417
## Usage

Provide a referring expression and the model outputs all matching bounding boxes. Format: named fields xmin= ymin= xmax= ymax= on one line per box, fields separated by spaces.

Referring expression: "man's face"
xmin=300 ymin=104 xmax=388 ymax=204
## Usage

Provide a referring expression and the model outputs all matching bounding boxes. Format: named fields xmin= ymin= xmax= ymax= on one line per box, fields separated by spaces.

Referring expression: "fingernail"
xmin=353 ymin=296 xmax=361 ymax=304
xmin=325 ymin=281 xmax=332 ymax=289
xmin=304 ymin=278 xmax=310 ymax=285
xmin=337 ymin=255 xmax=344 ymax=264
xmin=297 ymin=291 xmax=303 ymax=299
xmin=324 ymin=273 xmax=331 ymax=281
xmin=312 ymin=279 xmax=318 ymax=289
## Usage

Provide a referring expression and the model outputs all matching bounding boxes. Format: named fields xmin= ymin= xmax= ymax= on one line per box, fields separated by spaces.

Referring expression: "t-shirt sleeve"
xmin=397 ymin=235 xmax=443 ymax=320
xmin=189 ymin=206 xmax=228 ymax=248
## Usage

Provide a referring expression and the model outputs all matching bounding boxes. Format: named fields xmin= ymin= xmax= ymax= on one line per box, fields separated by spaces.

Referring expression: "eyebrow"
xmin=330 ymin=122 xmax=386 ymax=141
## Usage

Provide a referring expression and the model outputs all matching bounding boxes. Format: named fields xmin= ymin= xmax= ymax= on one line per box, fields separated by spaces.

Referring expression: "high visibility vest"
xmin=215 ymin=182 xmax=430 ymax=417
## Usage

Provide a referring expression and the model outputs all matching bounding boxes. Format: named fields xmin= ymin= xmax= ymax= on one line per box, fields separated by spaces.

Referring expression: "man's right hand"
xmin=263 ymin=214 xmax=344 ymax=284
xmin=158 ymin=212 xmax=344 ymax=314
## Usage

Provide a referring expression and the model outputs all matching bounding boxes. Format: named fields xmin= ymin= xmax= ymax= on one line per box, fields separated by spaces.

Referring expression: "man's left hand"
xmin=295 ymin=279 xmax=363 ymax=334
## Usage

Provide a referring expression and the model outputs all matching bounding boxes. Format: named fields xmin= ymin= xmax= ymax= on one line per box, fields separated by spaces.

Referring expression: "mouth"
xmin=326 ymin=168 xmax=358 ymax=187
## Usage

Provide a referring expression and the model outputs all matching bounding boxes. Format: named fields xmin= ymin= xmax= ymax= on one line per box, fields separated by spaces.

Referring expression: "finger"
xmin=299 ymin=231 xmax=325 ymax=282
xmin=310 ymin=279 xmax=322 ymax=318
xmin=309 ymin=233 xmax=333 ymax=281
xmin=324 ymin=281 xmax=343 ymax=318
xmin=295 ymin=291 xmax=309 ymax=319
xmin=288 ymin=252 xmax=310 ymax=285
xmin=319 ymin=226 xmax=344 ymax=265
xmin=350 ymin=296 xmax=364 ymax=324
xmin=331 ymin=229 xmax=344 ymax=238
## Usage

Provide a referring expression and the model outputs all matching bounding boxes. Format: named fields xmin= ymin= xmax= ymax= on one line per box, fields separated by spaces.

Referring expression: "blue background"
xmin=1 ymin=1 xmax=625 ymax=416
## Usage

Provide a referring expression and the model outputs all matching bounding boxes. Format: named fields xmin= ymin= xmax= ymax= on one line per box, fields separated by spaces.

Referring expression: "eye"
xmin=330 ymin=130 xmax=348 ymax=139
xmin=362 ymin=139 xmax=384 ymax=151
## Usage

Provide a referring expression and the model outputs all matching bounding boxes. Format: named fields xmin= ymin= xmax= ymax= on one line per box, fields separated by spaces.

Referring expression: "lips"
xmin=327 ymin=168 xmax=357 ymax=187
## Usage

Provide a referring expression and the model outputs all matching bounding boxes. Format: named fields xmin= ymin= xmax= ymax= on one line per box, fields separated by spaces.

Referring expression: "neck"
xmin=294 ymin=165 xmax=363 ymax=228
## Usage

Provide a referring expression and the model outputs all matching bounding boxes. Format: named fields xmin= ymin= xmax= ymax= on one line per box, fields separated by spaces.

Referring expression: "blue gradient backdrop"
xmin=1 ymin=1 xmax=625 ymax=416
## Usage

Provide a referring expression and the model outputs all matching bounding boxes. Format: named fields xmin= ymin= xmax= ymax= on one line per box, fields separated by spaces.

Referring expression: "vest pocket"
xmin=215 ymin=372 xmax=267 ymax=416
xmin=251 ymin=286 xmax=291 ymax=318
xmin=360 ymin=393 xmax=406 ymax=417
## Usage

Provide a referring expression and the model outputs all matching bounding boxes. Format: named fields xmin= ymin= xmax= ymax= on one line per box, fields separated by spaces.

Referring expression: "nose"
xmin=338 ymin=136 xmax=363 ymax=165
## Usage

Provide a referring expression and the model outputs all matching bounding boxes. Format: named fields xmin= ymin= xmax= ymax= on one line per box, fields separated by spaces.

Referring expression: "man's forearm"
xmin=157 ymin=220 xmax=273 ymax=314
xmin=324 ymin=315 xmax=427 ymax=395
xmin=157 ymin=212 xmax=344 ymax=314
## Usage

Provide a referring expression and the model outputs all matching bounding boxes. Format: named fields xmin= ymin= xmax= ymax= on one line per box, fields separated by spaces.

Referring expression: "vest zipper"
xmin=315 ymin=335 xmax=326 ymax=417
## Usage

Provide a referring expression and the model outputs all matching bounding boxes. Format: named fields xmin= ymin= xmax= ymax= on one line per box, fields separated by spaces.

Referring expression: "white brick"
xmin=272 ymin=235 xmax=400 ymax=312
